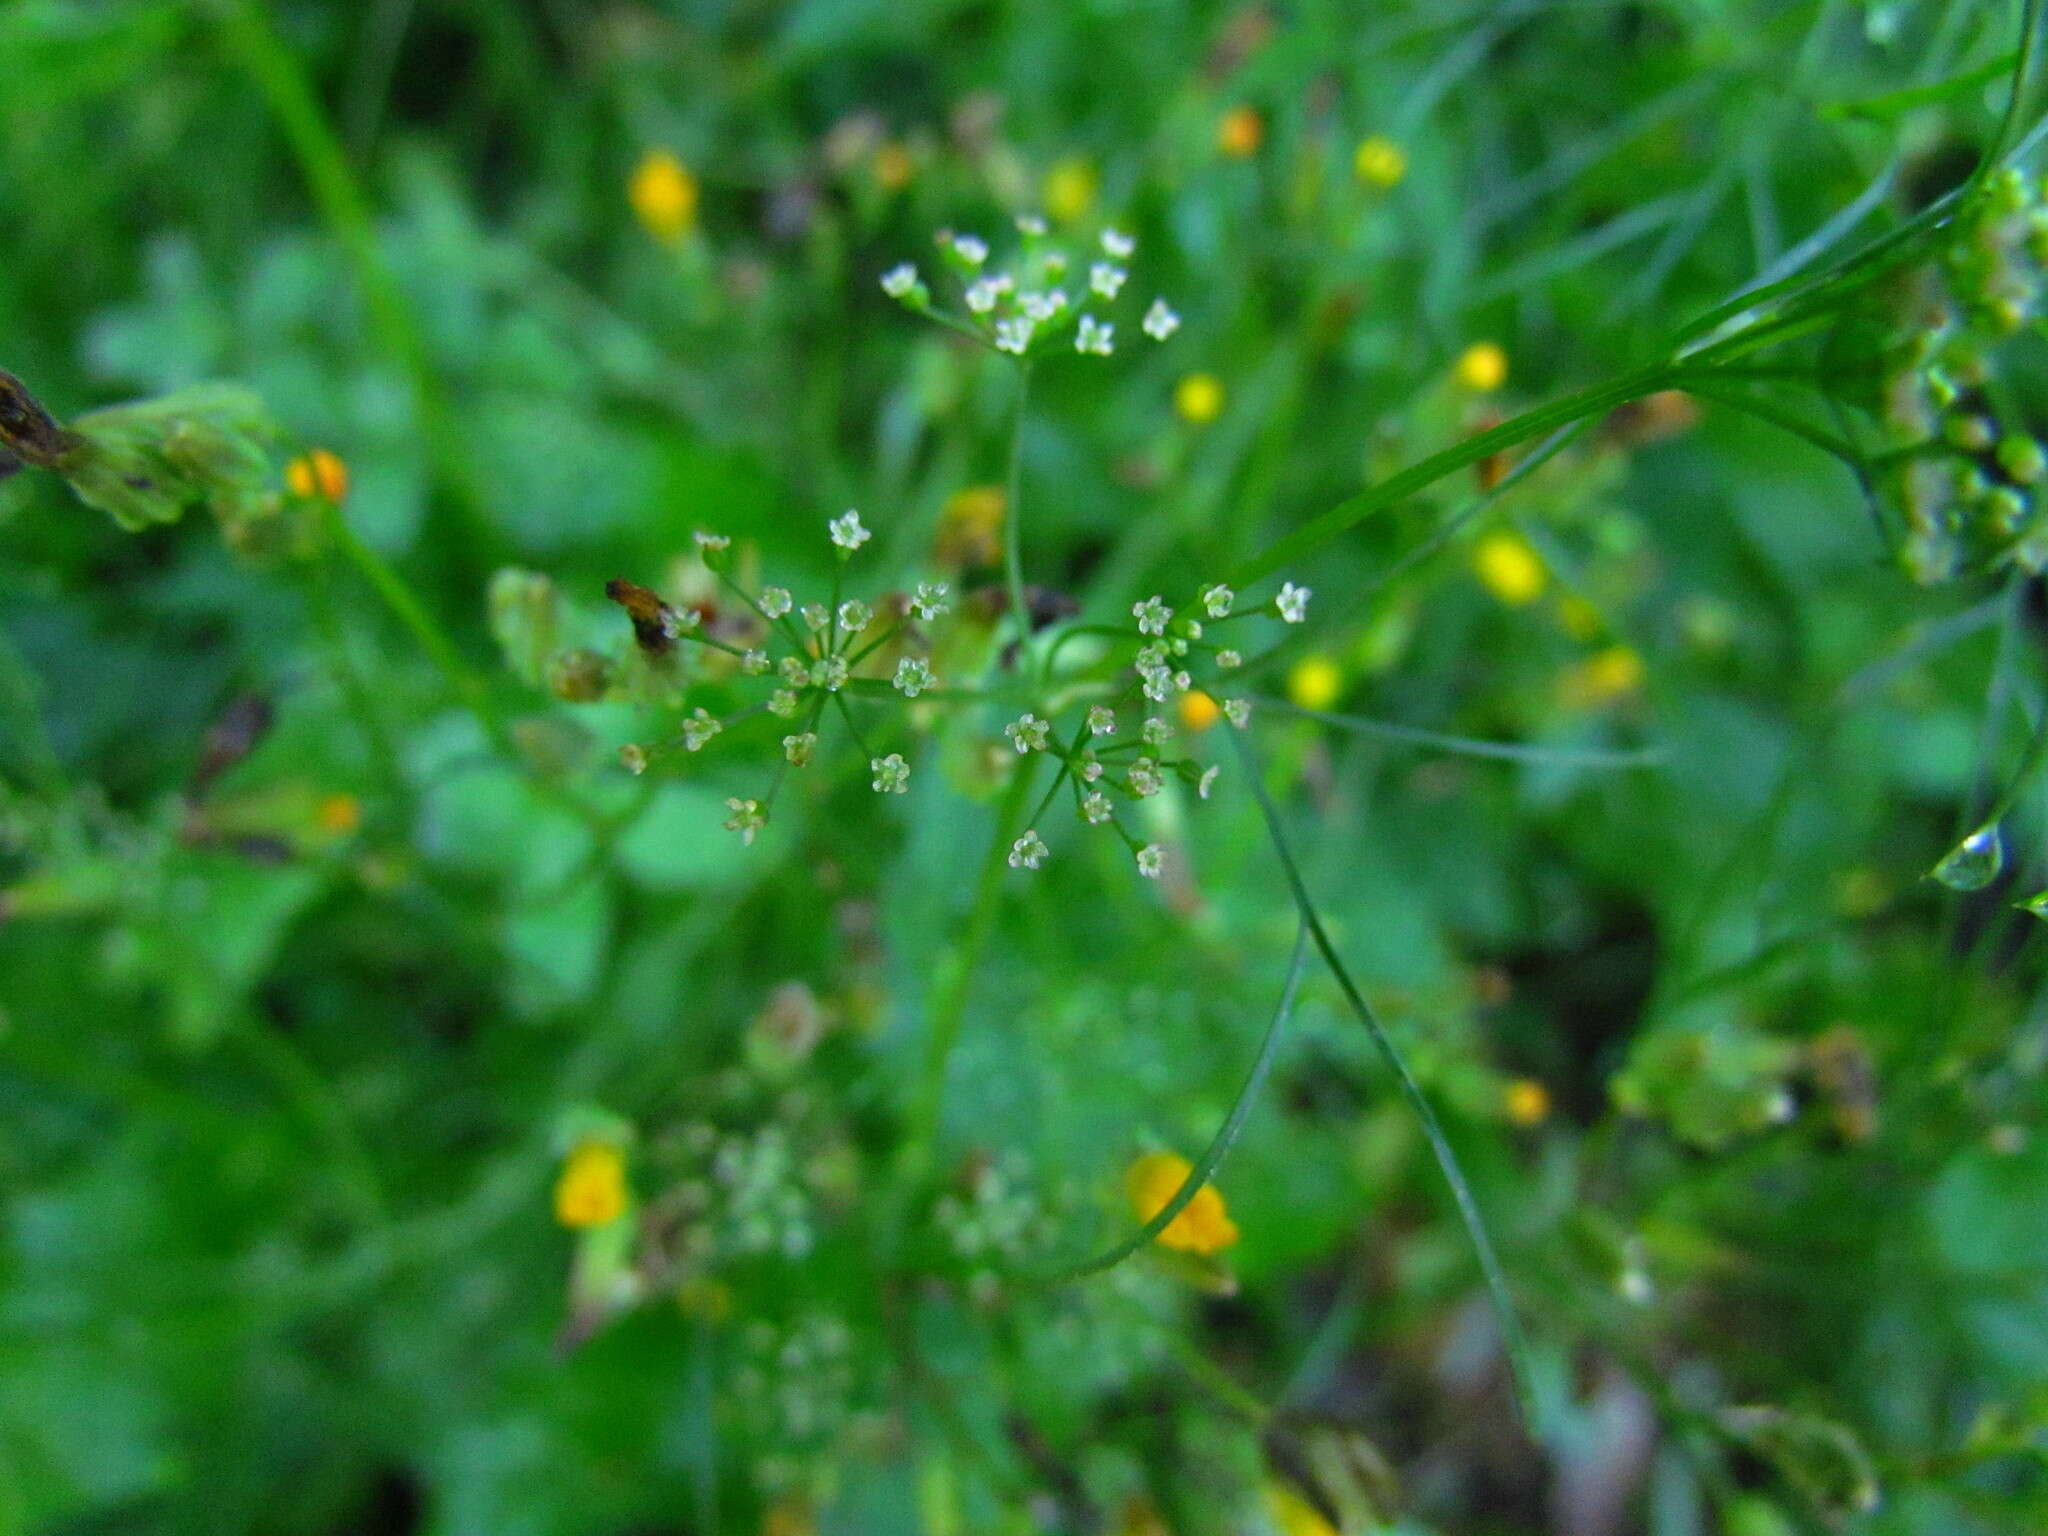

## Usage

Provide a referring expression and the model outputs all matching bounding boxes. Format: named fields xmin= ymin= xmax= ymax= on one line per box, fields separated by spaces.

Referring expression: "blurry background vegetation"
xmin=2 ymin=1 xmax=2047 ymax=1533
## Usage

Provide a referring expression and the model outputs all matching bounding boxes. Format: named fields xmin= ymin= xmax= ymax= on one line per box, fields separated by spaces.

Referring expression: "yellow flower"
xmin=1179 ymin=690 xmax=1221 ymax=732
xmin=630 ymin=149 xmax=698 ymax=245
xmin=1472 ymin=531 xmax=1546 ymax=606
xmin=554 ymin=1139 xmax=628 ymax=1228
xmin=1264 ymin=1483 xmax=1339 ymax=1536
xmin=1174 ymin=372 xmax=1225 ymax=424
xmin=285 ymin=448 xmax=348 ymax=503
xmin=1217 ymin=105 xmax=1265 ymax=158
xmin=1043 ymin=157 xmax=1098 ymax=224
xmin=1287 ymin=654 xmax=1343 ymax=712
xmin=871 ymin=141 xmax=913 ymax=192
xmin=315 ymin=792 xmax=361 ymax=836
xmin=934 ymin=483 xmax=1006 ymax=568
xmin=1504 ymin=1078 xmax=1551 ymax=1127
xmin=1562 ymin=645 xmax=1644 ymax=707
xmin=1456 ymin=341 xmax=1508 ymax=392
xmin=1353 ymin=135 xmax=1407 ymax=189
xmin=1125 ymin=1150 xmax=1239 ymax=1255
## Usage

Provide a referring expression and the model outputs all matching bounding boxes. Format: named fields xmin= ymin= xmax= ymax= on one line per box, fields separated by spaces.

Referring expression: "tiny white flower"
xmin=881 ymin=262 xmax=918 ymax=298
xmin=801 ymin=603 xmax=832 ymax=633
xmin=1078 ymin=753 xmax=1104 ymax=783
xmin=784 ymin=732 xmax=817 ymax=766
xmin=1173 ymin=669 xmax=1192 ymax=692
xmin=1086 ymin=704 xmax=1116 ymax=737
xmin=1101 ymin=228 xmax=1136 ymax=259
xmin=1016 ymin=213 xmax=1048 ymax=236
xmin=1043 ymin=250 xmax=1068 ymax=276
xmin=829 ymin=509 xmax=871 ymax=551
xmin=1081 ymin=791 xmax=1113 ymax=825
xmin=619 ymin=743 xmax=648 ymax=776
xmin=950 ymin=233 xmax=989 ymax=266
xmin=1019 ymin=291 xmax=1059 ymax=322
xmin=1201 ymin=583 xmax=1234 ymax=618
xmin=1276 ymin=581 xmax=1312 ymax=623
xmin=1089 ymin=262 xmax=1127 ymax=299
xmin=1141 ymin=670 xmax=1173 ymax=703
xmin=768 ymin=689 xmax=801 ymax=718
xmin=1005 ymin=713 xmax=1052 ymax=753
xmin=681 ymin=708 xmax=723 ymax=751
xmin=1008 ymin=829 xmax=1049 ymax=869
xmin=741 ymin=648 xmax=771 ymax=675
xmin=994 ymin=316 xmax=1036 ymax=355
xmin=871 ymin=753 xmax=911 ymax=794
xmin=759 ymin=586 xmax=793 ymax=619
xmin=695 ymin=530 xmax=730 ymax=553
xmin=1142 ymin=298 xmax=1181 ymax=340
xmin=1135 ymin=844 xmax=1165 ymax=879
xmin=780 ymin=656 xmax=812 ymax=685
xmin=910 ymin=581 xmax=951 ymax=620
xmin=724 ymin=797 xmax=766 ymax=845
xmin=1198 ymin=764 xmax=1221 ymax=799
xmin=1076 ymin=315 xmax=1114 ymax=355
xmin=1128 ymin=758 xmax=1163 ymax=797
xmin=1217 ymin=649 xmax=1242 ymax=669
xmin=816 ymin=655 xmax=850 ymax=691
xmin=893 ymin=656 xmax=934 ymax=697
xmin=1223 ymin=698 xmax=1251 ymax=728
xmin=1136 ymin=642 xmax=1168 ymax=672
xmin=966 ymin=277 xmax=1003 ymax=314
xmin=1132 ymin=596 xmax=1172 ymax=635
xmin=837 ymin=598 xmax=873 ymax=633
xmin=1142 ymin=716 xmax=1174 ymax=745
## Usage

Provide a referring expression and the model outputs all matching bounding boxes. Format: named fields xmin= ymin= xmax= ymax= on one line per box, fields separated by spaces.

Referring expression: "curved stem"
xmin=1228 ymin=725 xmax=1541 ymax=1433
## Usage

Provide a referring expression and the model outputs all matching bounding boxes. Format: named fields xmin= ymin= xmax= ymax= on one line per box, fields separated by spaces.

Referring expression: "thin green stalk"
xmin=904 ymin=757 xmax=1039 ymax=1178
xmin=1002 ymin=362 xmax=1036 ymax=677
xmin=1228 ymin=726 xmax=1541 ymax=1432
xmin=1227 ymin=364 xmax=1679 ymax=589
xmin=1260 ymin=699 xmax=1667 ymax=769
xmin=217 ymin=0 xmax=499 ymax=557
xmin=1026 ymin=922 xmax=1309 ymax=1287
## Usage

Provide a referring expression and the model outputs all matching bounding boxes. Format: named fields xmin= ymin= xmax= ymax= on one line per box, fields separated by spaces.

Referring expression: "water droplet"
xmin=1932 ymin=822 xmax=2004 ymax=891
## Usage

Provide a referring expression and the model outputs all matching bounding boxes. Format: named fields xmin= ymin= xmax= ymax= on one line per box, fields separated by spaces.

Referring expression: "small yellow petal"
xmin=1042 ymin=157 xmax=1098 ymax=224
xmin=1353 ymin=135 xmax=1407 ymax=189
xmin=630 ymin=149 xmax=698 ymax=245
xmin=554 ymin=1140 xmax=628 ymax=1229
xmin=1456 ymin=341 xmax=1509 ymax=392
xmin=1125 ymin=1150 xmax=1239 ymax=1255
xmin=285 ymin=448 xmax=348 ymax=503
xmin=1472 ymin=531 xmax=1547 ymax=606
xmin=1286 ymin=654 xmax=1344 ymax=712
xmin=1504 ymin=1078 xmax=1551 ymax=1127
xmin=1174 ymin=373 xmax=1225 ymax=424
xmin=1217 ymin=106 xmax=1265 ymax=158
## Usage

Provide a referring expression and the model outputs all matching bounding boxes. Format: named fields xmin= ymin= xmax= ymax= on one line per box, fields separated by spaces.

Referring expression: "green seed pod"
xmin=1998 ymin=434 xmax=2046 ymax=485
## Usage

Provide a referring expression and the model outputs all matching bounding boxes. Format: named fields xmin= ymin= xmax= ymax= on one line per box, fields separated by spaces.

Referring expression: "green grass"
xmin=3 ymin=2 xmax=2048 ymax=1533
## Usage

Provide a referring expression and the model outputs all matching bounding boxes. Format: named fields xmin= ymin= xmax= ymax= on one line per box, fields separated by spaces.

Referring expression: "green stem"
xmin=1002 ymin=362 xmax=1036 ymax=676
xmin=1026 ymin=922 xmax=1308 ymax=1287
xmin=904 ymin=756 xmax=1039 ymax=1178
xmin=1228 ymin=725 xmax=1542 ymax=1433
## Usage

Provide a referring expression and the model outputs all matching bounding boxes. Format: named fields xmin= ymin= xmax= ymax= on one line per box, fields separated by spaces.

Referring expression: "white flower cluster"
xmin=881 ymin=224 xmax=1180 ymax=362
xmin=985 ymin=572 xmax=1314 ymax=880
xmin=610 ymin=511 xmax=959 ymax=842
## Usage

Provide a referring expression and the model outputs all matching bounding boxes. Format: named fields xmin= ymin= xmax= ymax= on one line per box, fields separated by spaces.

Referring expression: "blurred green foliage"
xmin=3 ymin=2 xmax=2048 ymax=1534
